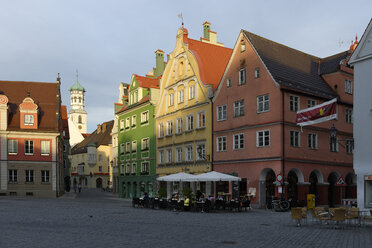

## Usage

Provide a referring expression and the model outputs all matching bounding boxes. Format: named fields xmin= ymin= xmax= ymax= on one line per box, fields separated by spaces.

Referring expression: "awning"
xmin=193 ymin=171 xmax=241 ymax=182
xmin=156 ymin=172 xmax=196 ymax=182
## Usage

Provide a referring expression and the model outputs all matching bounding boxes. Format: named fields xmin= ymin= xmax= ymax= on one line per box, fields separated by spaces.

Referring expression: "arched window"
xmin=78 ymin=115 xmax=82 ymax=124
xmin=74 ymin=97 xmax=77 ymax=103
xmin=79 ymin=97 xmax=81 ymax=103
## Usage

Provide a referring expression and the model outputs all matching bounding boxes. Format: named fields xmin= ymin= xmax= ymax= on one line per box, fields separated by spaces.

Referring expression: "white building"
xmin=68 ymin=76 xmax=87 ymax=147
xmin=349 ymin=18 xmax=372 ymax=209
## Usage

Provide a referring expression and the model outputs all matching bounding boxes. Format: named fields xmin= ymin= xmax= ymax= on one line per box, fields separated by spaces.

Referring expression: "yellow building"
xmin=70 ymin=121 xmax=113 ymax=190
xmin=155 ymin=22 xmax=232 ymax=195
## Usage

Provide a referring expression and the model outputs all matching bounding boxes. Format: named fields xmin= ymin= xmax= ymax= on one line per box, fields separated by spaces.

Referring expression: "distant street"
xmin=0 ymin=189 xmax=372 ymax=248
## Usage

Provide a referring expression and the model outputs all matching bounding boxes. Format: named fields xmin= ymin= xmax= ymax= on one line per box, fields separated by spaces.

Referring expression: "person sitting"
xmin=184 ymin=196 xmax=190 ymax=211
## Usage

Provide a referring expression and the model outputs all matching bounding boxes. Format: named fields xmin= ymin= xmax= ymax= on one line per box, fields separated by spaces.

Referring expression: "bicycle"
xmin=266 ymin=198 xmax=290 ymax=211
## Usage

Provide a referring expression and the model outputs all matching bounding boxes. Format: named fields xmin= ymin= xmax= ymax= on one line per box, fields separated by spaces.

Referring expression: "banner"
xmin=296 ymin=98 xmax=337 ymax=126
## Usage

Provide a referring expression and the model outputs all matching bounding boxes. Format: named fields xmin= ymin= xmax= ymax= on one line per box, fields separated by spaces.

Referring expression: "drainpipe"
xmin=281 ymin=90 xmax=286 ymax=200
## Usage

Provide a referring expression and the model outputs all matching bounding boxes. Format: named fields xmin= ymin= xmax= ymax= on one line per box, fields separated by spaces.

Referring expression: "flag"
xmin=296 ymin=98 xmax=337 ymax=126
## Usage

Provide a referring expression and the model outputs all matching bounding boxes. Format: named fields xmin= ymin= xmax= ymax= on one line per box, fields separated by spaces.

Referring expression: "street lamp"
xmin=330 ymin=124 xmax=338 ymax=142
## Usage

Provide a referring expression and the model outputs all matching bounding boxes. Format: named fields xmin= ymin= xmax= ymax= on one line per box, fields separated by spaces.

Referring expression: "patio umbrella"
xmin=193 ymin=171 xmax=241 ymax=182
xmin=156 ymin=172 xmax=196 ymax=182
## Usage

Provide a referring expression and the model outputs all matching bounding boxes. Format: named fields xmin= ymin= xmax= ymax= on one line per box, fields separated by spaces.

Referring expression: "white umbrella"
xmin=156 ymin=172 xmax=196 ymax=182
xmin=193 ymin=171 xmax=241 ymax=182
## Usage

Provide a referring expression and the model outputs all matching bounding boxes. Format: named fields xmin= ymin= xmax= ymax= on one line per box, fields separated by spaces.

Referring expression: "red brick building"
xmin=213 ymin=30 xmax=355 ymax=207
xmin=0 ymin=80 xmax=65 ymax=197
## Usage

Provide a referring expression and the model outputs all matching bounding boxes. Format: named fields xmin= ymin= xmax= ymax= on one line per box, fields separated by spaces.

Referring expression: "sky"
xmin=0 ymin=0 xmax=371 ymax=133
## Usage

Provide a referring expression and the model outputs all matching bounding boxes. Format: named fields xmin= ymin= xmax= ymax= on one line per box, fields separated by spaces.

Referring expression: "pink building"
xmin=213 ymin=30 xmax=355 ymax=207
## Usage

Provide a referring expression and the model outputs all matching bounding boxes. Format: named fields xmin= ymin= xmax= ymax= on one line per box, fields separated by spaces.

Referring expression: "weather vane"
xmin=76 ymin=69 xmax=79 ymax=82
xmin=178 ymin=13 xmax=184 ymax=27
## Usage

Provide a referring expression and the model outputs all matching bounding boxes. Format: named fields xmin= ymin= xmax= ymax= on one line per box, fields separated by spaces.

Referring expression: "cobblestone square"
xmin=1 ymin=189 xmax=371 ymax=248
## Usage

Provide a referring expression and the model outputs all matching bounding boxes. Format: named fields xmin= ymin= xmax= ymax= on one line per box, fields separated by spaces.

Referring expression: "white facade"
xmin=349 ymin=19 xmax=372 ymax=210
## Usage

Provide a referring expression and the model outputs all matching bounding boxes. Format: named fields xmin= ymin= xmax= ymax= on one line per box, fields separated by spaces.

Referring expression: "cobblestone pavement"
xmin=1 ymin=189 xmax=372 ymax=248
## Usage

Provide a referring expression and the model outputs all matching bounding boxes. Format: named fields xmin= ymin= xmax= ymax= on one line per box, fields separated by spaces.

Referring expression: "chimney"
xmin=102 ymin=122 xmax=107 ymax=133
xmin=97 ymin=124 xmax=101 ymax=134
xmin=155 ymin=49 xmax=165 ymax=77
xmin=203 ymin=21 xmax=211 ymax=40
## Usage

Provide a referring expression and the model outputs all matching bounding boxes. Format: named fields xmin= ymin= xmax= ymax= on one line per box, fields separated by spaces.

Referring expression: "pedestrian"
xmin=78 ymin=183 xmax=81 ymax=193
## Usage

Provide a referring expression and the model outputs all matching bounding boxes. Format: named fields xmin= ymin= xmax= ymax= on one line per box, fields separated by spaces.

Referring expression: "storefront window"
xmin=365 ymin=176 xmax=372 ymax=208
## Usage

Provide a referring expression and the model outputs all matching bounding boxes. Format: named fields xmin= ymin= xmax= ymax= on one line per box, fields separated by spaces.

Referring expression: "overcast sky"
xmin=0 ymin=0 xmax=371 ymax=132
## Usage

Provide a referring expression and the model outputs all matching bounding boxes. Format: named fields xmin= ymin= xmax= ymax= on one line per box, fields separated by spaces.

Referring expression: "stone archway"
xmin=96 ymin=178 xmax=103 ymax=188
xmin=287 ymin=170 xmax=299 ymax=202
xmin=345 ymin=173 xmax=357 ymax=199
xmin=259 ymin=168 xmax=276 ymax=208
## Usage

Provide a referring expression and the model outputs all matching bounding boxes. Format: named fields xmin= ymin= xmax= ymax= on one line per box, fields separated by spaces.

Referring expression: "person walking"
xmin=78 ymin=183 xmax=82 ymax=193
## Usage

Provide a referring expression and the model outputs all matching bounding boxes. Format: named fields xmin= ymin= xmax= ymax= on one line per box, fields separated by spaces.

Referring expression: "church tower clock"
xmin=68 ymin=71 xmax=87 ymax=134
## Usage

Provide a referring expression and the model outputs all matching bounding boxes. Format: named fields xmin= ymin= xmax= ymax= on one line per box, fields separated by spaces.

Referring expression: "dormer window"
xmin=19 ymin=97 xmax=38 ymax=129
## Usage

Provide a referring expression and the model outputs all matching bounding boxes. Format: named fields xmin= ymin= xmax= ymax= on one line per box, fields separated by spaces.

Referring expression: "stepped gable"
xmin=242 ymin=30 xmax=339 ymax=99
xmin=0 ymin=81 xmax=59 ymax=131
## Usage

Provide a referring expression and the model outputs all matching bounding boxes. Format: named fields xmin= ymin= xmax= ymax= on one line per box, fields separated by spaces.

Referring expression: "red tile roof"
xmin=0 ymin=81 xmax=60 ymax=131
xmin=134 ymin=74 xmax=159 ymax=89
xmin=186 ymin=38 xmax=232 ymax=92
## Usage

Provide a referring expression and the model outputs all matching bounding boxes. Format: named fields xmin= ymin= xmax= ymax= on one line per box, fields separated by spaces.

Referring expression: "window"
xmin=346 ymin=108 xmax=353 ymax=124
xmin=8 ymin=170 xmax=17 ymax=182
xmin=175 ymin=147 xmax=182 ymax=162
xmin=257 ymin=130 xmax=270 ymax=147
xmin=239 ymin=68 xmax=246 ymax=85
xmin=186 ymin=115 xmax=193 ymax=131
xmin=41 ymin=141 xmax=50 ymax=155
xmin=126 ymin=142 xmax=131 ymax=153
xmin=132 ymin=115 xmax=136 ymax=127
xmin=120 ymin=143 xmax=125 ymax=154
xmin=98 ymin=155 xmax=102 ymax=161
xmin=307 ymin=99 xmax=317 ymax=108
xmin=158 ymin=150 xmax=164 ymax=164
xmin=226 ymin=78 xmax=231 ymax=88
xmin=166 ymin=121 xmax=173 ymax=136
xmin=141 ymin=162 xmax=149 ymax=174
xmin=132 ymin=140 xmax=137 ymax=152
xmin=141 ymin=138 xmax=149 ymax=150
xmin=120 ymin=119 xmax=124 ymax=131
xmin=196 ymin=143 xmax=206 ymax=161
xmin=166 ymin=148 xmax=172 ymax=163
xmin=25 ymin=140 xmax=34 ymax=155
xmin=197 ymin=111 xmax=206 ymax=129
xmin=254 ymin=68 xmax=260 ymax=79
xmin=189 ymin=85 xmax=195 ymax=99
xmin=240 ymin=42 xmax=246 ymax=52
xmin=131 ymin=163 xmax=136 ymax=174
xmin=25 ymin=170 xmax=34 ymax=183
xmin=346 ymin=139 xmax=353 ymax=154
xmin=233 ymin=100 xmax=244 ymax=117
xmin=24 ymin=114 xmax=34 ymax=125
xmin=178 ymin=90 xmax=184 ymax=103
xmin=78 ymin=115 xmax=82 ymax=124
xmin=126 ymin=164 xmax=131 ymax=174
xmin=290 ymin=95 xmax=300 ymax=112
xmin=308 ymin=133 xmax=317 ymax=149
xmin=169 ymin=93 xmax=174 ymax=106
xmin=217 ymin=105 xmax=227 ymax=121
xmin=99 ymin=166 xmax=102 ymax=172
xmin=330 ymin=136 xmax=338 ymax=152
xmin=217 ymin=136 xmax=227 ymax=152
xmin=8 ymin=140 xmax=18 ymax=154
xmin=345 ymin=79 xmax=353 ymax=94
xmin=125 ymin=117 xmax=130 ymax=128
xmin=257 ymin=94 xmax=269 ymax=113
xmin=41 ymin=170 xmax=49 ymax=183
xmin=141 ymin=111 xmax=149 ymax=124
xmin=186 ymin=145 xmax=193 ymax=161
xmin=290 ymin=130 xmax=300 ymax=147
xmin=176 ymin=118 xmax=183 ymax=134
xmin=158 ymin=123 xmax=164 ymax=138
xmin=233 ymin=134 xmax=244 ymax=150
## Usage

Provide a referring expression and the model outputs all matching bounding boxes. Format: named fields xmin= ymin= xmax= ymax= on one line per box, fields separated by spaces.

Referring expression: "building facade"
xmin=61 ymin=105 xmax=71 ymax=192
xmin=213 ymin=30 xmax=355 ymax=207
xmin=155 ymin=23 xmax=231 ymax=197
xmin=70 ymin=121 xmax=113 ymax=189
xmin=117 ymin=74 xmax=160 ymax=198
xmin=349 ymin=19 xmax=372 ymax=209
xmin=0 ymin=80 xmax=65 ymax=197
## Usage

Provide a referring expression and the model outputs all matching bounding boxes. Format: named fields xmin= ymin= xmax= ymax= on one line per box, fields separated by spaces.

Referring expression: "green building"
xmin=117 ymin=50 xmax=165 ymax=198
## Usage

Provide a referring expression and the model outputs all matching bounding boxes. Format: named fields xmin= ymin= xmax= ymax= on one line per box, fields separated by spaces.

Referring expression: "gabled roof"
xmin=0 ymin=81 xmax=60 ymax=131
xmin=242 ymin=30 xmax=340 ymax=98
xmin=349 ymin=18 xmax=372 ymax=64
xmin=186 ymin=38 xmax=232 ymax=92
xmin=72 ymin=120 xmax=114 ymax=154
xmin=134 ymin=74 xmax=159 ymax=89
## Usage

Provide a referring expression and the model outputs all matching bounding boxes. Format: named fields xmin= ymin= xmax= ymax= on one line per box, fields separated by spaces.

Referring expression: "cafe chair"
xmin=291 ymin=207 xmax=304 ymax=226
xmin=345 ymin=207 xmax=359 ymax=226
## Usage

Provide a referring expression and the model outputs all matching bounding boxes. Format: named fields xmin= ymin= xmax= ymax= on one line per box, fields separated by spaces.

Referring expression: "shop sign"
xmin=364 ymin=175 xmax=372 ymax=181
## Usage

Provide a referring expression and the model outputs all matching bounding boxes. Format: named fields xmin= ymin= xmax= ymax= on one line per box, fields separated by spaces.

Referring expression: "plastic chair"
xmin=345 ymin=207 xmax=359 ymax=226
xmin=291 ymin=207 xmax=303 ymax=226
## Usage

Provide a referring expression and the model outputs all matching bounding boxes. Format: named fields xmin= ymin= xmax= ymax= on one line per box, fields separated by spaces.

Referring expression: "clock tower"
xmin=68 ymin=72 xmax=87 ymax=134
